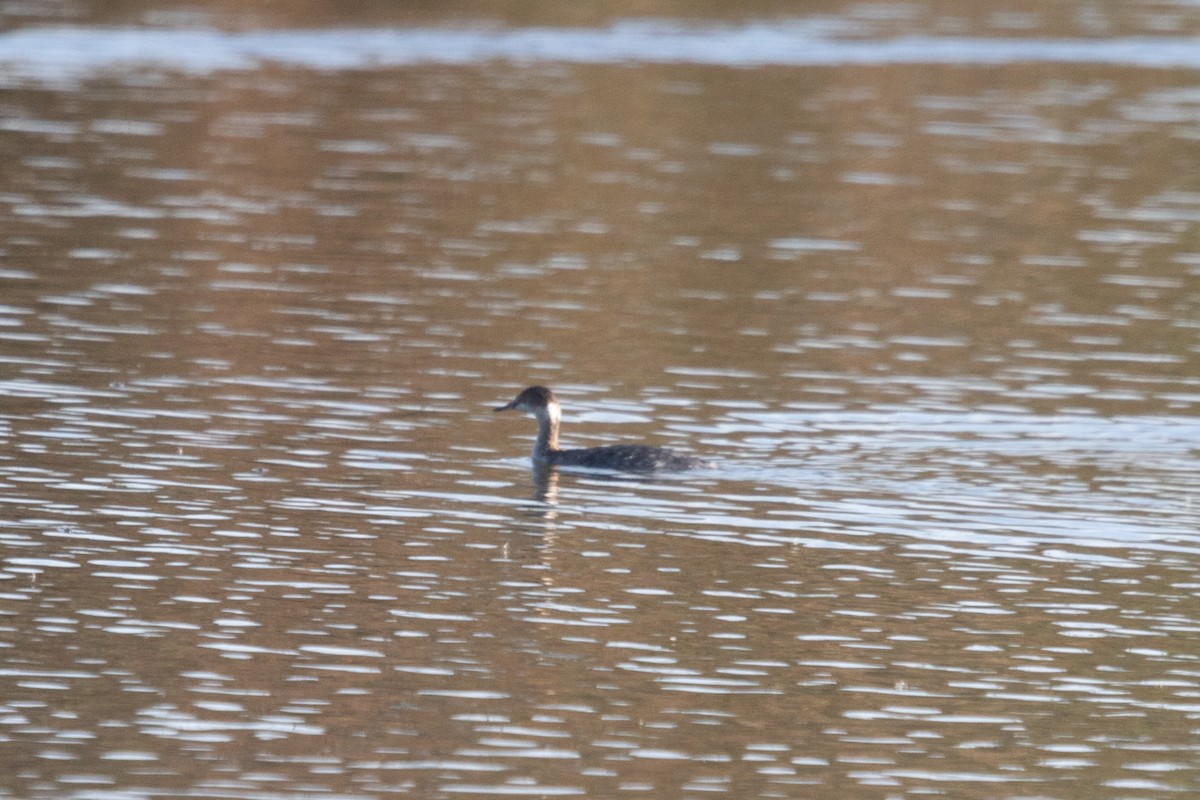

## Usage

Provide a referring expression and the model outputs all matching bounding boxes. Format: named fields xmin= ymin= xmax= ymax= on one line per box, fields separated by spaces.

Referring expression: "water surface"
xmin=2 ymin=4 xmax=1200 ymax=799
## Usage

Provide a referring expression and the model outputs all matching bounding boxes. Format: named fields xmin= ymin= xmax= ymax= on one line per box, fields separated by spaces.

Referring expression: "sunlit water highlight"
xmin=1 ymin=23 xmax=1200 ymax=80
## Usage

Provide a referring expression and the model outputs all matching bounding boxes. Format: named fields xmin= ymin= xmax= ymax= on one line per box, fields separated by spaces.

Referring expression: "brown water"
xmin=2 ymin=3 xmax=1200 ymax=799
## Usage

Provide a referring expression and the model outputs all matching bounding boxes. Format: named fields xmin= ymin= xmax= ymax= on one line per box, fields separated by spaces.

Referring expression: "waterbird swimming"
xmin=494 ymin=386 xmax=706 ymax=472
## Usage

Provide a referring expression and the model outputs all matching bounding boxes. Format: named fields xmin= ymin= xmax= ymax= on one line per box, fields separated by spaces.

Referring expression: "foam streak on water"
xmin=0 ymin=24 xmax=1199 ymax=79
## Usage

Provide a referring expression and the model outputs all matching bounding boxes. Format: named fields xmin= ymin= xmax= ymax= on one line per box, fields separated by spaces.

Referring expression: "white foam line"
xmin=1 ymin=24 xmax=1198 ymax=78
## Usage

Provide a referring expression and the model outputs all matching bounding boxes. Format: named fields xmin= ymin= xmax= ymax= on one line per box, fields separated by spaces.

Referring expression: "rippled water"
xmin=2 ymin=3 xmax=1200 ymax=798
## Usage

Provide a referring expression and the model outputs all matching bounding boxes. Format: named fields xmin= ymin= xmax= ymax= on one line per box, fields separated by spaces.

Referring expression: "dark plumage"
xmin=494 ymin=386 xmax=706 ymax=473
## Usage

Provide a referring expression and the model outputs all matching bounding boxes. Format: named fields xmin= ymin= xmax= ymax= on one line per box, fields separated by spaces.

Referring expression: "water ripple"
xmin=0 ymin=25 xmax=1199 ymax=81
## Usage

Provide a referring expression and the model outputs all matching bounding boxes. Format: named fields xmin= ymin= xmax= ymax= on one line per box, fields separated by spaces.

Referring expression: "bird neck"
xmin=532 ymin=403 xmax=561 ymax=460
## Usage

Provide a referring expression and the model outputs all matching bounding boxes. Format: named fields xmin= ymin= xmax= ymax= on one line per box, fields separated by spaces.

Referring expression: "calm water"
xmin=3 ymin=3 xmax=1200 ymax=799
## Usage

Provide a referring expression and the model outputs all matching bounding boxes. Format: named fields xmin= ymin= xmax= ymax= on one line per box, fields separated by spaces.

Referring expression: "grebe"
xmin=494 ymin=386 xmax=706 ymax=472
